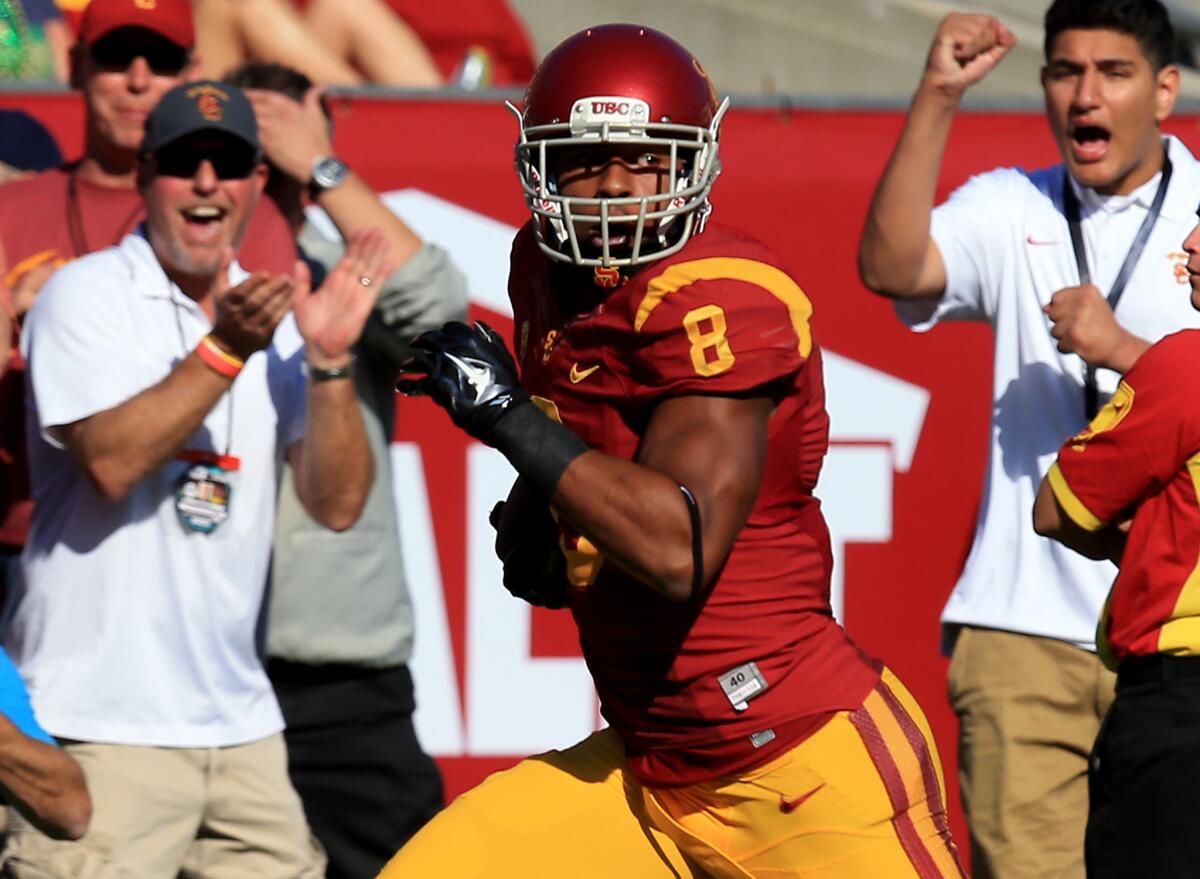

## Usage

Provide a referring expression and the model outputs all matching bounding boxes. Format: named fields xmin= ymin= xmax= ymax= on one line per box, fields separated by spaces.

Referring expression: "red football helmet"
xmin=508 ymin=24 xmax=728 ymax=268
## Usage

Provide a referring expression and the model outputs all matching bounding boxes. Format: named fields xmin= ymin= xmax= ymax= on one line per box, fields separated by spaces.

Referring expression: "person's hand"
xmin=1044 ymin=284 xmax=1140 ymax=370
xmin=490 ymin=498 xmax=570 ymax=609
xmin=396 ymin=320 xmax=529 ymax=445
xmin=9 ymin=261 xmax=58 ymax=319
xmin=245 ymin=86 xmax=334 ymax=185
xmin=922 ymin=13 xmax=1016 ymax=98
xmin=209 ymin=248 xmax=296 ymax=361
xmin=294 ymin=228 xmax=391 ymax=367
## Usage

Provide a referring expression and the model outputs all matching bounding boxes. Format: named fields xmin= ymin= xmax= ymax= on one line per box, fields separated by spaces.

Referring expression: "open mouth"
xmin=1069 ymin=124 xmax=1111 ymax=162
xmin=180 ymin=205 xmax=228 ymax=242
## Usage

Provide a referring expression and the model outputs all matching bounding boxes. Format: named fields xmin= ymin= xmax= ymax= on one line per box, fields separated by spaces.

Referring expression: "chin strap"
xmin=679 ymin=484 xmax=704 ymax=597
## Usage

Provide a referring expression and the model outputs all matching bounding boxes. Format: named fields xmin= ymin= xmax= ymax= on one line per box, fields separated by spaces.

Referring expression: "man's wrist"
xmin=203 ymin=333 xmax=250 ymax=367
xmin=1107 ymin=333 xmax=1151 ymax=374
xmin=307 ymin=156 xmax=349 ymax=199
xmin=305 ymin=356 xmax=355 ymax=383
xmin=491 ymin=401 xmax=588 ymax=496
xmin=305 ymin=344 xmax=354 ymax=371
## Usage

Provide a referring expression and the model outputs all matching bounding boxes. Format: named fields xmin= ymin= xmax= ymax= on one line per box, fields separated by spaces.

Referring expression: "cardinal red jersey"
xmin=1049 ymin=330 xmax=1200 ymax=669
xmin=507 ymin=222 xmax=881 ymax=786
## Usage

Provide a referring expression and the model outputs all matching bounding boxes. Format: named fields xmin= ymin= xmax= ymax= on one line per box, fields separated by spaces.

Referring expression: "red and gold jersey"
xmin=508 ymin=223 xmax=880 ymax=786
xmin=1048 ymin=329 xmax=1200 ymax=668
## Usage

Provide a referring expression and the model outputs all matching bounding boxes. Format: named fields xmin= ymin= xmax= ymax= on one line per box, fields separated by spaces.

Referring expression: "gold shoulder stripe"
xmin=634 ymin=257 xmax=813 ymax=358
xmin=1046 ymin=462 xmax=1105 ymax=532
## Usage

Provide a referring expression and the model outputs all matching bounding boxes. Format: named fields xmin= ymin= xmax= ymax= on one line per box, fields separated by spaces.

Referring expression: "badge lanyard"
xmin=1062 ymin=150 xmax=1172 ymax=419
xmin=172 ymin=301 xmax=238 ymax=534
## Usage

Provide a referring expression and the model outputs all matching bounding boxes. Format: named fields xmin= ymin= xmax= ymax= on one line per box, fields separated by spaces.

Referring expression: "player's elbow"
xmin=648 ymin=549 xmax=701 ymax=603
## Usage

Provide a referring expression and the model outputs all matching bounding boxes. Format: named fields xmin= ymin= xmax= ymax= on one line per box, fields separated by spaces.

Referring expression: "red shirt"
xmin=508 ymin=223 xmax=880 ymax=786
xmin=1049 ymin=330 xmax=1200 ymax=668
xmin=0 ymin=165 xmax=298 ymax=549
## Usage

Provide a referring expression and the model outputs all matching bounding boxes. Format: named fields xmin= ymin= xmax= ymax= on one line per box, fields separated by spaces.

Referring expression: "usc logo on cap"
xmin=186 ymin=84 xmax=230 ymax=121
xmin=133 ymin=0 xmax=157 ymax=9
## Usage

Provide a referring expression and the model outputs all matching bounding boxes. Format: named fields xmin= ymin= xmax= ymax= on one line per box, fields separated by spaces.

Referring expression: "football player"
xmin=391 ymin=24 xmax=965 ymax=878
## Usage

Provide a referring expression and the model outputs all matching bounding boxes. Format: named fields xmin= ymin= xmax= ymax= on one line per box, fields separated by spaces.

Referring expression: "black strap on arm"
xmin=1062 ymin=149 xmax=1172 ymax=419
xmin=679 ymin=484 xmax=704 ymax=598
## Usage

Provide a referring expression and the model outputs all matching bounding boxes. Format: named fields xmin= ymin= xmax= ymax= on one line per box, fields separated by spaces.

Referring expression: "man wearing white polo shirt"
xmin=4 ymin=80 xmax=385 ymax=877
xmin=859 ymin=2 xmax=1200 ymax=878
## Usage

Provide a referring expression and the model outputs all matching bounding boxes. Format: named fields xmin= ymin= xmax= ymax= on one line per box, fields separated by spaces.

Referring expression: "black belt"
xmin=1116 ymin=653 xmax=1200 ymax=690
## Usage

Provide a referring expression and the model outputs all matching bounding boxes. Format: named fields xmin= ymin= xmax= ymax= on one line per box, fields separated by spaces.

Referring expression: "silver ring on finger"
xmin=359 ymin=276 xmax=373 ymax=287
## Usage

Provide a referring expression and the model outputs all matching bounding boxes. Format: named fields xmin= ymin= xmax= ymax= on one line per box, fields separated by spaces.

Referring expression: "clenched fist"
xmin=922 ymin=13 xmax=1016 ymax=98
xmin=1043 ymin=284 xmax=1147 ymax=372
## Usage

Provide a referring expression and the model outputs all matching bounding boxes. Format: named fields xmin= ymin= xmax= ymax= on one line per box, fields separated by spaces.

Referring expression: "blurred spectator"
xmin=0 ymin=0 xmax=298 ymax=606
xmin=0 ymin=647 xmax=90 ymax=842
xmin=225 ymin=60 xmax=466 ymax=878
xmin=0 ymin=310 xmax=89 ymax=846
xmin=4 ymin=80 xmax=378 ymax=877
xmin=387 ymin=0 xmax=534 ymax=86
xmin=193 ymin=0 xmax=441 ymax=87
xmin=0 ymin=0 xmax=69 ymax=81
xmin=0 ymin=109 xmax=63 ymax=183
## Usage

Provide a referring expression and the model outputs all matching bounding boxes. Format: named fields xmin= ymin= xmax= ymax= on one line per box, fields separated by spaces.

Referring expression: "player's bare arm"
xmin=1044 ymin=284 xmax=1151 ymax=372
xmin=1033 ymin=472 xmax=1127 ymax=564
xmin=399 ymin=321 xmax=769 ymax=602
xmin=859 ymin=13 xmax=1015 ymax=299
xmin=287 ymin=229 xmax=389 ymax=531
xmin=56 ymin=258 xmax=294 ymax=502
xmin=551 ymin=393 xmax=770 ymax=601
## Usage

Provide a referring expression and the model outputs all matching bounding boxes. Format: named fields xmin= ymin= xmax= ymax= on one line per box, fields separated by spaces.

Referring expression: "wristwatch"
xmin=308 ymin=156 xmax=349 ymax=199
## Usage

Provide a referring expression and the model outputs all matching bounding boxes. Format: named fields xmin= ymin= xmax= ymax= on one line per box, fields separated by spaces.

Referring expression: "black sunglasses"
xmin=90 ymin=33 xmax=189 ymax=77
xmin=153 ymin=142 xmax=259 ymax=181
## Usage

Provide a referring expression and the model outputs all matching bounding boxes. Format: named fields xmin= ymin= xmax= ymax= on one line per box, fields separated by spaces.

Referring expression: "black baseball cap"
xmin=141 ymin=80 xmax=259 ymax=156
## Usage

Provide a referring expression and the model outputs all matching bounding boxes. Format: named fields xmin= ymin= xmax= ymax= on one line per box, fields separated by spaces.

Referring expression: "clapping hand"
xmin=294 ymin=229 xmax=392 ymax=367
xmin=208 ymin=248 xmax=296 ymax=361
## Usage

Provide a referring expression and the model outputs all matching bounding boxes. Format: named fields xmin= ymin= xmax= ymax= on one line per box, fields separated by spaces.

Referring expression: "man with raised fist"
xmin=859 ymin=2 xmax=1200 ymax=876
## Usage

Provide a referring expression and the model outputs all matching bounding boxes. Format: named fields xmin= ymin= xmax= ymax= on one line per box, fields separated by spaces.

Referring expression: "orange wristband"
xmin=196 ymin=336 xmax=244 ymax=379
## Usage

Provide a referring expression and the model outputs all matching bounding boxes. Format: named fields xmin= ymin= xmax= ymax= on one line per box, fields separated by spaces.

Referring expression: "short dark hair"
xmin=222 ymin=61 xmax=331 ymax=121
xmin=1044 ymin=0 xmax=1176 ymax=70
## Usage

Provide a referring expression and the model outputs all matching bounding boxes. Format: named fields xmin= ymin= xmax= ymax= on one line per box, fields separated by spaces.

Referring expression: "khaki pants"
xmin=2 ymin=733 xmax=325 ymax=879
xmin=948 ymin=626 xmax=1115 ymax=879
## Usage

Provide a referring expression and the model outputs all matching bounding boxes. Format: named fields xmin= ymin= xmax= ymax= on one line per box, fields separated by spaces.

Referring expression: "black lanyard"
xmin=1062 ymin=150 xmax=1172 ymax=419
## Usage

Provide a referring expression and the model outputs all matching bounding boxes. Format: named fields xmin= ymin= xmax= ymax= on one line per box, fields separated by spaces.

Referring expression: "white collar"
xmin=121 ymin=225 xmax=249 ymax=309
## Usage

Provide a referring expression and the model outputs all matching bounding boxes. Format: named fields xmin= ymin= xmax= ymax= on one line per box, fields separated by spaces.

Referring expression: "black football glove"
xmin=489 ymin=501 xmax=570 ymax=609
xmin=396 ymin=321 xmax=529 ymax=446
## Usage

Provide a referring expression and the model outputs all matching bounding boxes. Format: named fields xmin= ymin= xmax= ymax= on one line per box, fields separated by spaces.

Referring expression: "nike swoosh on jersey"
xmin=779 ymin=783 xmax=826 ymax=814
xmin=570 ymin=363 xmax=601 ymax=383
xmin=1026 ymin=236 xmax=1060 ymax=246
